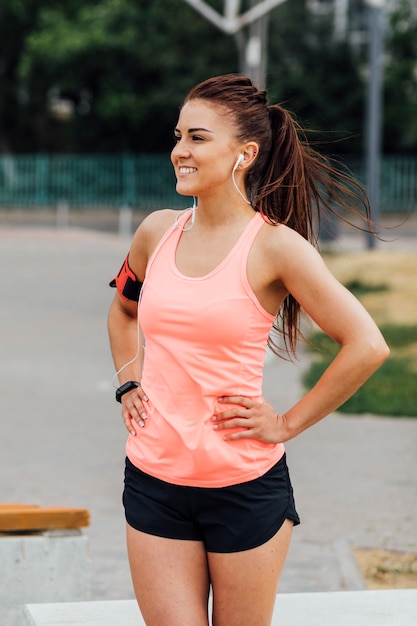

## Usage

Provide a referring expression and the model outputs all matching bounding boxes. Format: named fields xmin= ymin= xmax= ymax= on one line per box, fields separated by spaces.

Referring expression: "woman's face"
xmin=171 ymin=99 xmax=242 ymax=200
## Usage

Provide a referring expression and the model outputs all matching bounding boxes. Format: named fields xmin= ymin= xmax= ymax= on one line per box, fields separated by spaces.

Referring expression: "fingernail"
xmin=143 ymin=395 xmax=149 ymax=402
xmin=141 ymin=412 xmax=147 ymax=419
xmin=130 ymin=430 xmax=136 ymax=436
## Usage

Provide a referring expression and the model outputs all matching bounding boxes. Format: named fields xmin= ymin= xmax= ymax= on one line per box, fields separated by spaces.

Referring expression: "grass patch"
xmin=345 ymin=279 xmax=389 ymax=298
xmin=354 ymin=547 xmax=417 ymax=590
xmin=303 ymin=336 xmax=417 ymax=416
xmin=303 ymin=251 xmax=417 ymax=418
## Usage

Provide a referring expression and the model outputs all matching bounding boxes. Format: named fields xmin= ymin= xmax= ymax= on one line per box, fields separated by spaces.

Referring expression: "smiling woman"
xmin=172 ymin=102 xmax=256 ymax=212
xmin=107 ymin=74 xmax=389 ymax=626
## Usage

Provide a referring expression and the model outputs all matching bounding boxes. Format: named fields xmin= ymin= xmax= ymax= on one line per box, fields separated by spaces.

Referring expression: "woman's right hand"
xmin=121 ymin=387 xmax=149 ymax=435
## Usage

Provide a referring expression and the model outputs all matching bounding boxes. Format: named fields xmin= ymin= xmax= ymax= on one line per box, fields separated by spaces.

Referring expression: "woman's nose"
xmin=172 ymin=140 xmax=191 ymax=160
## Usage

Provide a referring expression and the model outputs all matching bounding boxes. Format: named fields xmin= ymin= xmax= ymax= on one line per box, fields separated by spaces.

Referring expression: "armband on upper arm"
xmin=109 ymin=256 xmax=143 ymax=301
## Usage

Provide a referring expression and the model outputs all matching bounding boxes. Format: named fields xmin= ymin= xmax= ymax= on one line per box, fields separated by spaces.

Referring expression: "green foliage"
xmin=384 ymin=0 xmax=417 ymax=153
xmin=0 ymin=0 xmax=51 ymax=151
xmin=303 ymin=324 xmax=417 ymax=417
xmin=9 ymin=0 xmax=238 ymax=152
xmin=377 ymin=324 xmax=417 ymax=349
xmin=304 ymin=353 xmax=416 ymax=417
xmin=267 ymin=0 xmax=365 ymax=156
xmin=1 ymin=0 xmax=417 ymax=153
xmin=344 ymin=279 xmax=389 ymax=297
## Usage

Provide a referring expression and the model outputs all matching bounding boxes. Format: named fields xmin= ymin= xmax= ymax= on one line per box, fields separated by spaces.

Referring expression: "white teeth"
xmin=179 ymin=167 xmax=197 ymax=174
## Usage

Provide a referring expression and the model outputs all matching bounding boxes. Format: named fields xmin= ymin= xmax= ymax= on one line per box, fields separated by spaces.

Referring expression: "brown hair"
xmin=184 ymin=74 xmax=374 ymax=357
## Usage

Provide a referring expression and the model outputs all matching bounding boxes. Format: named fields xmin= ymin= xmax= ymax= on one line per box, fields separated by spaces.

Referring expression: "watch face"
xmin=116 ymin=381 xmax=139 ymax=402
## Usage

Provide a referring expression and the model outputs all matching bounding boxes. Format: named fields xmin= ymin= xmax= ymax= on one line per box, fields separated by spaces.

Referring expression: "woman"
xmin=108 ymin=74 xmax=389 ymax=626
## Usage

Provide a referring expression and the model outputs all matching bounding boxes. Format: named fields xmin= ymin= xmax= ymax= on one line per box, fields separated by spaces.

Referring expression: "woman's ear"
xmin=238 ymin=142 xmax=259 ymax=169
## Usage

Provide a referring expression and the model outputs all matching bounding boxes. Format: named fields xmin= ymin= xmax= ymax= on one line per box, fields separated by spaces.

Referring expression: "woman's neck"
xmin=194 ymin=196 xmax=255 ymax=228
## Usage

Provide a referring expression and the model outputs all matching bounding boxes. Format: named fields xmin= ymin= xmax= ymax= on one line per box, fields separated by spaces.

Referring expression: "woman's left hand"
xmin=212 ymin=396 xmax=287 ymax=444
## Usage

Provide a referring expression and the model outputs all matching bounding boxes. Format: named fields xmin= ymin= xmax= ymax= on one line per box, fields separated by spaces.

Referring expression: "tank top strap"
xmin=144 ymin=208 xmax=193 ymax=280
xmin=236 ymin=211 xmax=266 ymax=258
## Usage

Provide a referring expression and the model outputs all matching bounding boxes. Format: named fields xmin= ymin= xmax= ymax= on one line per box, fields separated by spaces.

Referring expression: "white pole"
xmin=119 ymin=205 xmax=133 ymax=238
xmin=56 ymin=200 xmax=70 ymax=229
xmin=365 ymin=0 xmax=384 ymax=249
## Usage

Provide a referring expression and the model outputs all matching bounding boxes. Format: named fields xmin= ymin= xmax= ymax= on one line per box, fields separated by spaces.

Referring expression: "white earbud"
xmin=231 ymin=154 xmax=251 ymax=205
xmin=234 ymin=154 xmax=244 ymax=169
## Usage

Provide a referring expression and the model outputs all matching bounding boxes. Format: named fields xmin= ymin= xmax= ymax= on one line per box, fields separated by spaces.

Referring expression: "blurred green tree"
xmin=1 ymin=0 xmax=416 ymax=154
xmin=0 ymin=0 xmax=53 ymax=151
xmin=18 ymin=0 xmax=236 ymax=152
xmin=267 ymin=0 xmax=364 ymax=156
xmin=383 ymin=0 xmax=417 ymax=153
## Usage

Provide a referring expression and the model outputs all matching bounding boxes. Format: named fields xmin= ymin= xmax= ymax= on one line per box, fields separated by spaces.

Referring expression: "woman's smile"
xmin=178 ymin=166 xmax=198 ymax=176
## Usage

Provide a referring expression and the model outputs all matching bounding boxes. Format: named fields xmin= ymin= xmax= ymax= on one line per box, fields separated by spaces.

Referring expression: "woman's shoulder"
xmin=131 ymin=208 xmax=184 ymax=248
xmin=137 ymin=208 xmax=181 ymax=237
xmin=257 ymin=219 xmax=325 ymax=278
xmin=128 ymin=209 xmax=183 ymax=279
xmin=260 ymin=219 xmax=315 ymax=253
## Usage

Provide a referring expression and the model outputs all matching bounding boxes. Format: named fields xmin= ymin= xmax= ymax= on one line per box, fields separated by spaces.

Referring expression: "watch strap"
xmin=115 ymin=381 xmax=141 ymax=403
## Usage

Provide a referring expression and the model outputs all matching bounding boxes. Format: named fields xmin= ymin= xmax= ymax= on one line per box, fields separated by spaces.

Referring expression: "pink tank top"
xmin=126 ymin=209 xmax=285 ymax=487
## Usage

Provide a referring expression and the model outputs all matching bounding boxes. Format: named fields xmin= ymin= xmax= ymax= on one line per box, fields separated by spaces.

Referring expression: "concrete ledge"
xmin=25 ymin=589 xmax=417 ymax=625
xmin=1 ymin=531 xmax=90 ymax=626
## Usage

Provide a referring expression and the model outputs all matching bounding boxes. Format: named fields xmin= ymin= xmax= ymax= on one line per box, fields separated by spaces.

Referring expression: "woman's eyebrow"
xmin=188 ymin=127 xmax=214 ymax=133
xmin=175 ymin=127 xmax=214 ymax=134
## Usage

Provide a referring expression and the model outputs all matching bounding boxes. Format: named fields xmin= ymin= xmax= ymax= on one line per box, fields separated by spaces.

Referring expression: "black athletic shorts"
xmin=123 ymin=453 xmax=300 ymax=553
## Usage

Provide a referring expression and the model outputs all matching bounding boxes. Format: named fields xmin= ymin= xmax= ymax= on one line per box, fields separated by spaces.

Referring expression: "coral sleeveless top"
xmin=126 ymin=209 xmax=285 ymax=487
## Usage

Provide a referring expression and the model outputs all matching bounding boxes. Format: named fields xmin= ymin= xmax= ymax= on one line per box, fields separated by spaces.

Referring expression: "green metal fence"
xmin=380 ymin=156 xmax=417 ymax=212
xmin=0 ymin=154 xmax=186 ymax=210
xmin=347 ymin=156 xmax=417 ymax=213
xmin=0 ymin=153 xmax=416 ymax=212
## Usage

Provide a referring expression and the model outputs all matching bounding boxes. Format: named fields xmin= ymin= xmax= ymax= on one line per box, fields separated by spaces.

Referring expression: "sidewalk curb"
xmin=334 ymin=536 xmax=366 ymax=591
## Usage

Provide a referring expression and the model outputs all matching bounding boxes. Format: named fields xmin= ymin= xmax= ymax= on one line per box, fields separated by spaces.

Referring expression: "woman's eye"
xmin=173 ymin=134 xmax=204 ymax=143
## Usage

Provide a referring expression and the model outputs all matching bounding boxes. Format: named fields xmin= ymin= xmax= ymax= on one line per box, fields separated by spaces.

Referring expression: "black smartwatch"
xmin=115 ymin=381 xmax=141 ymax=403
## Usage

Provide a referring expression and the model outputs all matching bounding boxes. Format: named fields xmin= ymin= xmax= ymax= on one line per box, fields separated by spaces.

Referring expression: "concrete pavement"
xmin=0 ymin=218 xmax=416 ymax=607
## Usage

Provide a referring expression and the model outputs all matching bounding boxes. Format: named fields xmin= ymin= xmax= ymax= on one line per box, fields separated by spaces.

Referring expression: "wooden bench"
xmin=0 ymin=503 xmax=90 ymax=532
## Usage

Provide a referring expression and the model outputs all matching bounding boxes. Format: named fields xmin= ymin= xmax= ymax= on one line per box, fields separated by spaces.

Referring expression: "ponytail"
xmin=255 ymin=105 xmax=373 ymax=357
xmin=183 ymin=74 xmax=374 ymax=358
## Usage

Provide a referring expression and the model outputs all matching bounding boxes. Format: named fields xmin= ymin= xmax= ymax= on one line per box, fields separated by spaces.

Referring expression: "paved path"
xmin=0 ymin=221 xmax=416 ymax=601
